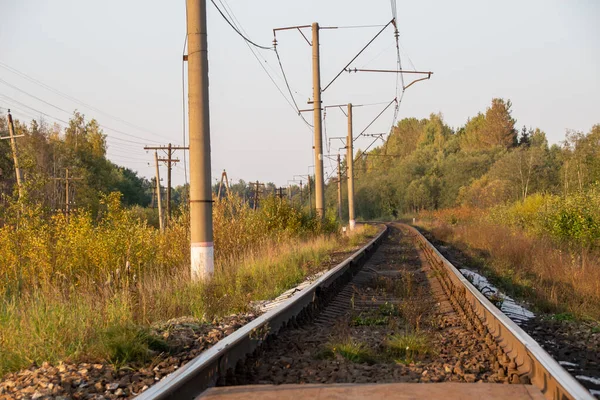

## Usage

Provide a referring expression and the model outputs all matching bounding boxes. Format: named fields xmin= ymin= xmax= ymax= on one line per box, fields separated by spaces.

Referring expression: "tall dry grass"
xmin=418 ymin=217 xmax=600 ymax=321
xmin=0 ymin=192 xmax=347 ymax=375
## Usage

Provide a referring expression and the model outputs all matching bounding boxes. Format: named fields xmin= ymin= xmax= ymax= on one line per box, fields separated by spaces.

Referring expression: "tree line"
xmin=324 ymin=98 xmax=599 ymax=220
xmin=0 ymin=112 xmax=153 ymax=216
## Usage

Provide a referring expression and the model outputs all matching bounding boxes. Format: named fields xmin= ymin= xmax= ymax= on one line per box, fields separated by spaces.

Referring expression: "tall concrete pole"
xmin=6 ymin=112 xmax=23 ymax=199
xmin=312 ymin=22 xmax=325 ymax=219
xmin=347 ymin=104 xmax=356 ymax=230
xmin=337 ymin=153 xmax=342 ymax=221
xmin=154 ymin=151 xmax=164 ymax=233
xmin=187 ymin=0 xmax=214 ymax=281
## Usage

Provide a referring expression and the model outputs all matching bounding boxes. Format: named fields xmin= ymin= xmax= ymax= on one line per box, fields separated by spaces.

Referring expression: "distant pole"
xmin=299 ymin=180 xmax=303 ymax=205
xmin=337 ymin=153 xmax=342 ymax=221
xmin=154 ymin=151 xmax=164 ymax=232
xmin=347 ymin=103 xmax=356 ymax=230
xmin=65 ymin=168 xmax=70 ymax=222
xmin=144 ymin=144 xmax=187 ymax=219
xmin=6 ymin=111 xmax=23 ymax=199
xmin=187 ymin=0 xmax=214 ymax=281
xmin=312 ymin=22 xmax=325 ymax=220
xmin=308 ymin=175 xmax=313 ymax=217
xmin=254 ymin=180 xmax=259 ymax=210
xmin=167 ymin=143 xmax=172 ymax=222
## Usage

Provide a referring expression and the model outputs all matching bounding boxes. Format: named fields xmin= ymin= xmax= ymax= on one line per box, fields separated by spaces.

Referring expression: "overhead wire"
xmin=209 ymin=0 xmax=273 ymax=50
xmin=322 ymin=19 xmax=394 ymax=92
xmin=0 ymin=61 xmax=169 ymax=141
xmin=214 ymin=0 xmax=312 ymax=131
xmin=333 ymin=24 xmax=388 ymax=29
xmin=219 ymin=0 xmax=307 ymax=98
xmin=0 ymin=79 xmax=166 ymax=145
xmin=0 ymin=93 xmax=154 ymax=146
xmin=274 ymin=46 xmax=314 ymax=129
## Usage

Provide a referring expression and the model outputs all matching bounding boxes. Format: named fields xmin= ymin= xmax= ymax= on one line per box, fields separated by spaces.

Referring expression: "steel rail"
xmin=403 ymin=224 xmax=593 ymax=400
xmin=136 ymin=225 xmax=388 ymax=400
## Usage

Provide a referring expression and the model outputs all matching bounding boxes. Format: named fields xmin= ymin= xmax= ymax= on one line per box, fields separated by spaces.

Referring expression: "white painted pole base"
xmin=191 ymin=243 xmax=214 ymax=281
xmin=349 ymin=219 xmax=356 ymax=230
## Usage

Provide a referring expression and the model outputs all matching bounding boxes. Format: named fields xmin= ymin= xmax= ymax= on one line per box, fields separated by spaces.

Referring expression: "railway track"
xmin=137 ymin=223 xmax=593 ymax=400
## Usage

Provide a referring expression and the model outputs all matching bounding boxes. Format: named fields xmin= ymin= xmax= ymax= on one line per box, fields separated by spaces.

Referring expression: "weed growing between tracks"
xmin=0 ymin=194 xmax=378 ymax=376
xmin=385 ymin=330 xmax=432 ymax=364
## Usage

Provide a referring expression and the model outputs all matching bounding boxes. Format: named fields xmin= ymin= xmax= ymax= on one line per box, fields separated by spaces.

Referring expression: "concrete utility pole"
xmin=337 ymin=153 xmax=342 ymax=221
xmin=187 ymin=0 xmax=213 ymax=281
xmin=154 ymin=151 xmax=164 ymax=233
xmin=347 ymin=103 xmax=356 ymax=230
xmin=312 ymin=23 xmax=325 ymax=220
xmin=5 ymin=111 xmax=23 ymax=199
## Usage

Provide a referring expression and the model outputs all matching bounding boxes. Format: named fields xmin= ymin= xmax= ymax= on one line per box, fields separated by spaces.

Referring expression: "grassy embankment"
xmin=416 ymin=189 xmax=600 ymax=322
xmin=0 ymin=193 xmax=378 ymax=376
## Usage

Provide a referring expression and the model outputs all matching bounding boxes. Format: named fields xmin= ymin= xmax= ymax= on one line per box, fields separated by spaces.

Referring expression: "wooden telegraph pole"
xmin=2 ymin=110 xmax=24 ymax=199
xmin=144 ymin=143 xmax=188 ymax=224
xmin=153 ymin=151 xmax=164 ymax=232
xmin=53 ymin=168 xmax=83 ymax=222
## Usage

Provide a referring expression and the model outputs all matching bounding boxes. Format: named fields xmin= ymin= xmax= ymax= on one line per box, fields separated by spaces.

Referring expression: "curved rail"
xmin=404 ymin=224 xmax=593 ymax=400
xmin=136 ymin=224 xmax=388 ymax=400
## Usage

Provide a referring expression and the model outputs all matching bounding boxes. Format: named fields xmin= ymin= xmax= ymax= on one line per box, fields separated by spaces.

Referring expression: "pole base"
xmin=191 ymin=243 xmax=214 ymax=281
xmin=349 ymin=219 xmax=356 ymax=230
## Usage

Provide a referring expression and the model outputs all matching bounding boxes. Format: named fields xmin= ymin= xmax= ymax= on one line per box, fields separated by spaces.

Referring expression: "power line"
xmin=0 ymin=80 xmax=163 ymax=144
xmin=209 ymin=0 xmax=272 ymax=50
xmin=334 ymin=24 xmax=388 ymax=29
xmin=0 ymin=61 xmax=169 ymax=141
xmin=0 ymin=93 xmax=153 ymax=146
xmin=322 ymin=19 xmax=394 ymax=92
xmin=218 ymin=0 xmax=308 ymax=99
xmin=274 ymin=46 xmax=314 ymax=129
xmin=213 ymin=0 xmax=312 ymax=132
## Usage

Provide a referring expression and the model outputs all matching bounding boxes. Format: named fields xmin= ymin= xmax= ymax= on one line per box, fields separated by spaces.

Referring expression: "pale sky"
xmin=1 ymin=0 xmax=598 ymax=187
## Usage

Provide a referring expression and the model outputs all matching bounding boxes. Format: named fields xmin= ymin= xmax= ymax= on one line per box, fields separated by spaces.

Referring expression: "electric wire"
xmin=274 ymin=46 xmax=314 ymax=129
xmin=322 ymin=19 xmax=394 ymax=92
xmin=333 ymin=24 xmax=387 ymax=29
xmin=0 ymin=79 xmax=164 ymax=145
xmin=219 ymin=0 xmax=307 ymax=98
xmin=214 ymin=0 xmax=312 ymax=131
xmin=0 ymin=93 xmax=154 ymax=146
xmin=354 ymin=98 xmax=397 ymax=141
xmin=0 ymin=61 xmax=169 ymax=141
xmin=209 ymin=0 xmax=272 ymax=50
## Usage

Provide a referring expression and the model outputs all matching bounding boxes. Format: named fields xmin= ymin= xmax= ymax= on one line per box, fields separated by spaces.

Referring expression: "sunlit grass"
xmin=0 ymin=193 xmax=356 ymax=376
xmin=385 ymin=330 xmax=432 ymax=364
